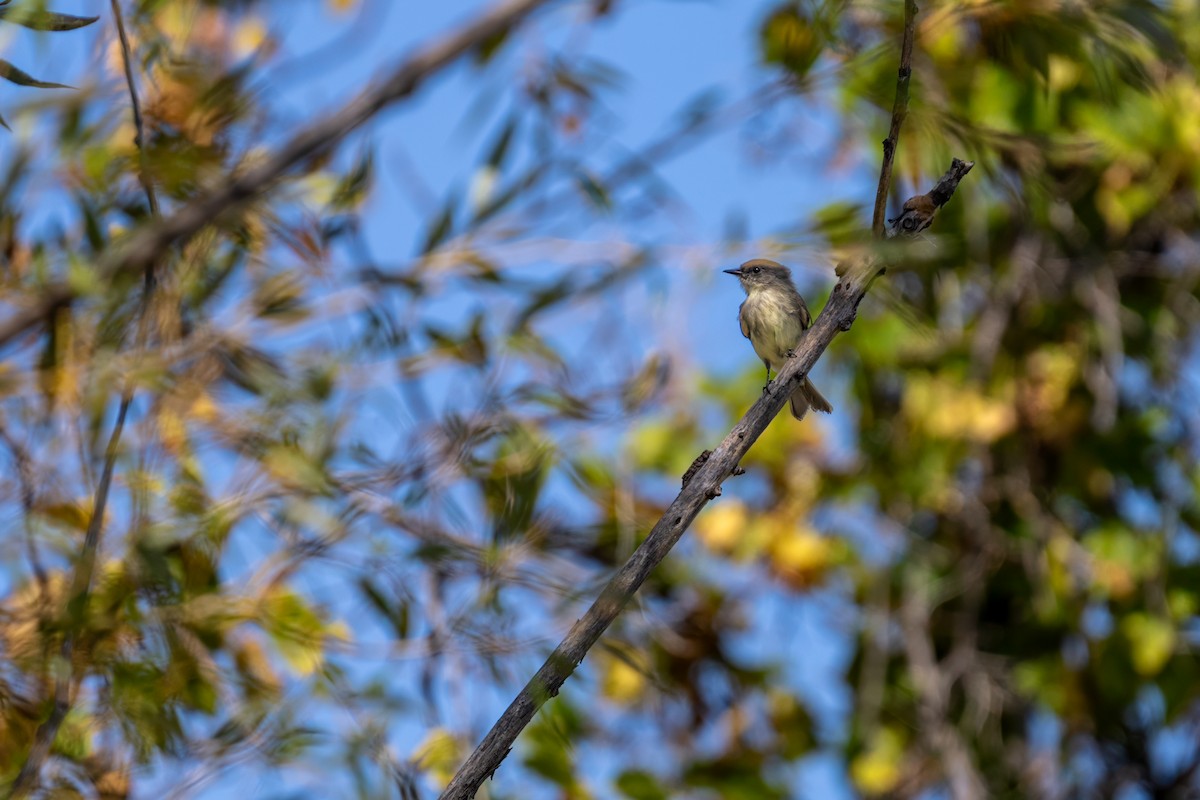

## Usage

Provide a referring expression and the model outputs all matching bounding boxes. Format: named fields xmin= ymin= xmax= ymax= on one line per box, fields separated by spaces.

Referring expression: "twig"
xmin=438 ymin=156 xmax=972 ymax=798
xmin=112 ymin=0 xmax=160 ymax=220
xmin=900 ymin=590 xmax=986 ymax=800
xmin=11 ymin=4 xmax=159 ymax=792
xmin=0 ymin=422 xmax=47 ymax=592
xmin=871 ymin=0 xmax=918 ymax=238
xmin=0 ymin=0 xmax=557 ymax=352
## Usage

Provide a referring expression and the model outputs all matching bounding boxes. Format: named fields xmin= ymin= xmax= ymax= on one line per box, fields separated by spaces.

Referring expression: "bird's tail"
xmin=790 ymin=377 xmax=833 ymax=421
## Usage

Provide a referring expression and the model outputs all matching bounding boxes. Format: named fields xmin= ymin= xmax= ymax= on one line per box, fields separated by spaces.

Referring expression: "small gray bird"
xmin=724 ymin=258 xmax=833 ymax=421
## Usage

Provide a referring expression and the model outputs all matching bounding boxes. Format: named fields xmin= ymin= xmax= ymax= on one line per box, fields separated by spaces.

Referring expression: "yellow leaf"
xmin=260 ymin=589 xmax=328 ymax=676
xmin=232 ymin=17 xmax=267 ymax=60
xmin=326 ymin=619 xmax=353 ymax=644
xmin=234 ymin=637 xmax=282 ymax=695
xmin=1122 ymin=613 xmax=1175 ymax=677
xmin=414 ymin=728 xmax=462 ymax=789
xmin=923 ymin=13 xmax=965 ymax=63
xmin=190 ymin=390 xmax=218 ymax=423
xmin=263 ymin=446 xmax=329 ymax=493
xmin=159 ymin=407 xmax=187 ymax=453
xmin=1021 ymin=346 xmax=1081 ymax=422
xmin=768 ymin=525 xmax=833 ymax=588
xmin=40 ymin=500 xmax=91 ymax=532
xmin=904 ymin=374 xmax=1015 ymax=443
xmin=850 ymin=727 xmax=905 ymax=795
xmin=1084 ymin=526 xmax=1160 ymax=600
xmin=695 ymin=502 xmax=747 ymax=555
xmin=600 ymin=651 xmax=647 ymax=705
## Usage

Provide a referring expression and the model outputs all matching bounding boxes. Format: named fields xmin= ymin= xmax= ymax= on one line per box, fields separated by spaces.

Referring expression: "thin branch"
xmin=111 ymin=0 xmax=160 ymax=220
xmin=871 ymin=0 xmax=918 ymax=238
xmin=0 ymin=0 xmax=557 ymax=352
xmin=10 ymin=397 xmax=134 ymax=798
xmin=900 ymin=590 xmax=986 ymax=800
xmin=11 ymin=5 xmax=158 ymax=791
xmin=0 ymin=422 xmax=47 ymax=592
xmin=438 ymin=157 xmax=973 ymax=798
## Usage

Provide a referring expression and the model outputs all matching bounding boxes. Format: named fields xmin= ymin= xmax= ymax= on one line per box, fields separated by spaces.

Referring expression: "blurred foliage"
xmin=1 ymin=0 xmax=1200 ymax=798
xmin=0 ymin=1 xmax=97 ymax=129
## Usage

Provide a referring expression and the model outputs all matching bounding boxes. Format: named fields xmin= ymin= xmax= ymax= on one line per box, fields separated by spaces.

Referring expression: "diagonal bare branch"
xmin=439 ymin=0 xmax=976 ymax=792
xmin=439 ymin=155 xmax=973 ymax=799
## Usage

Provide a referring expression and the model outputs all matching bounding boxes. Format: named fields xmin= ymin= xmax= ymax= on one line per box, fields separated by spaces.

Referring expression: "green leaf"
xmin=0 ymin=6 xmax=99 ymax=30
xmin=615 ymin=770 xmax=668 ymax=800
xmin=358 ymin=577 xmax=410 ymax=639
xmin=485 ymin=114 xmax=518 ymax=169
xmin=420 ymin=195 xmax=456 ymax=254
xmin=329 ymin=150 xmax=373 ymax=211
xmin=473 ymin=27 xmax=509 ymax=64
xmin=760 ymin=5 xmax=825 ymax=79
xmin=576 ymin=170 xmax=610 ymax=210
xmin=0 ymin=59 xmax=71 ymax=89
xmin=261 ymin=589 xmax=330 ymax=677
xmin=1121 ymin=613 xmax=1175 ymax=677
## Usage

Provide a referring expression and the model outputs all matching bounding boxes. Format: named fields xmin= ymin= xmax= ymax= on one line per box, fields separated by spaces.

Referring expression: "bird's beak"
xmin=722 ymin=268 xmax=741 ymax=276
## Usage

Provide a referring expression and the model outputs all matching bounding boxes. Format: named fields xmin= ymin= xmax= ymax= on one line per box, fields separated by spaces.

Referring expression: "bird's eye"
xmin=752 ymin=267 xmax=761 ymax=274
xmin=903 ymin=217 xmax=917 ymax=230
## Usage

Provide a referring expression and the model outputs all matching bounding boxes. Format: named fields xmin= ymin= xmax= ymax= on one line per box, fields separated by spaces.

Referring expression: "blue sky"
xmin=278 ymin=3 xmax=872 ymax=794
xmin=0 ymin=1 xmax=897 ymax=796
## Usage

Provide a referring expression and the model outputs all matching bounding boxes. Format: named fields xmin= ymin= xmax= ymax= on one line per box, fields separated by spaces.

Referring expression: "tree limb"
xmin=0 ymin=0 xmax=557 ymax=352
xmin=439 ymin=156 xmax=974 ymax=799
xmin=440 ymin=0 xmax=975 ymax=791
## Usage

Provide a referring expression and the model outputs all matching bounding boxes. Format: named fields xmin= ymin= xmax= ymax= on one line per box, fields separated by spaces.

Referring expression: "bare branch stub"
xmin=870 ymin=0 xmax=919 ymax=238
xmin=681 ymin=449 xmax=712 ymax=488
xmin=926 ymin=157 xmax=975 ymax=208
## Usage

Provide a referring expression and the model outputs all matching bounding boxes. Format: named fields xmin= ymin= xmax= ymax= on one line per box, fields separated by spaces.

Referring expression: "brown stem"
xmin=900 ymin=590 xmax=986 ymax=800
xmin=871 ymin=0 xmax=919 ymax=238
xmin=112 ymin=0 xmax=159 ymax=220
xmin=11 ymin=5 xmax=158 ymax=792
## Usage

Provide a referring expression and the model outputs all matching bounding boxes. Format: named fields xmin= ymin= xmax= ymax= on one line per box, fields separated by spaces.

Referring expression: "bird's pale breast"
xmin=739 ymin=291 xmax=804 ymax=370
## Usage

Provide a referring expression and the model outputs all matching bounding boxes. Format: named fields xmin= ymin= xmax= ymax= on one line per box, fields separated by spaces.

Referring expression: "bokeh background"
xmin=2 ymin=0 xmax=1200 ymax=798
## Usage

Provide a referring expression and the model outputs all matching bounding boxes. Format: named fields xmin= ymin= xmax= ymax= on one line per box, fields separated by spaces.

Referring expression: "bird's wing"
xmin=738 ymin=302 xmax=750 ymax=339
xmin=793 ymin=295 xmax=812 ymax=329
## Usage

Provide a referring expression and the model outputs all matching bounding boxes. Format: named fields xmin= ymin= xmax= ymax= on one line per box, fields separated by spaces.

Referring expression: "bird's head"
xmin=723 ymin=258 xmax=793 ymax=293
xmin=887 ymin=194 xmax=937 ymax=238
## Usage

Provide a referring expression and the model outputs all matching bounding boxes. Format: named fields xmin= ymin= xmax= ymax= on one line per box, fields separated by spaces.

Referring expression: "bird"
xmin=887 ymin=192 xmax=937 ymax=238
xmin=724 ymin=258 xmax=833 ymax=421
